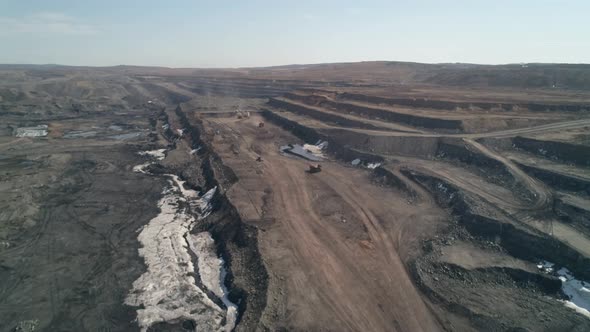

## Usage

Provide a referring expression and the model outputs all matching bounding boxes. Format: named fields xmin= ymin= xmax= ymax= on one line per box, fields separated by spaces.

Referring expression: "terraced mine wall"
xmin=437 ymin=138 xmax=506 ymax=171
xmin=526 ymin=103 xmax=590 ymax=112
xmin=139 ymin=83 xmax=192 ymax=104
xmin=404 ymin=171 xmax=590 ymax=280
xmin=181 ymin=82 xmax=288 ymax=98
xmin=283 ymin=93 xmax=463 ymax=131
xmin=513 ymin=136 xmax=590 ymax=166
xmin=169 ymin=77 xmax=354 ymax=98
xmin=514 ymin=162 xmax=590 ymax=195
xmin=174 ymin=105 xmax=268 ymax=330
xmin=436 ymin=138 xmax=537 ymax=201
xmin=409 ymin=260 xmax=563 ymax=331
xmin=261 ymin=109 xmax=384 ymax=163
xmin=268 ymin=98 xmax=386 ymax=131
xmin=320 ymin=128 xmax=440 ymax=158
xmin=283 ymin=92 xmax=328 ymax=105
xmin=340 ymin=92 xmax=502 ymax=110
xmin=371 ymin=167 xmax=418 ymax=200
xmin=339 ymin=92 xmax=590 ymax=112
xmin=554 ymin=198 xmax=590 ymax=232
xmin=323 ymin=100 xmax=463 ymax=131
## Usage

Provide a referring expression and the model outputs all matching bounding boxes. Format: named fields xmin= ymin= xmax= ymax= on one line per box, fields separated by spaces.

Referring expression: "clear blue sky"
xmin=1 ymin=0 xmax=588 ymax=67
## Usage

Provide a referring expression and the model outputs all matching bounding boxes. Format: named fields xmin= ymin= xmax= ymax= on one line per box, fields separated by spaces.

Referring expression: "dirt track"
xmin=205 ymin=115 xmax=446 ymax=331
xmin=463 ymin=139 xmax=552 ymax=210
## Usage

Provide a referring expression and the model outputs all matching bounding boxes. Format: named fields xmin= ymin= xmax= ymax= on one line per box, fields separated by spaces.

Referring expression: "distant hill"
xmin=422 ymin=63 xmax=590 ymax=90
xmin=2 ymin=61 xmax=590 ymax=90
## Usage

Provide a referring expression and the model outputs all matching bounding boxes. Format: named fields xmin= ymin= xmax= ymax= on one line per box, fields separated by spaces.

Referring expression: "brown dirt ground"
xmin=202 ymin=114 xmax=449 ymax=331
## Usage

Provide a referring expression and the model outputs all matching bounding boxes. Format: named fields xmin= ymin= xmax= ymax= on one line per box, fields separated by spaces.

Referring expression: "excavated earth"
xmin=1 ymin=64 xmax=590 ymax=332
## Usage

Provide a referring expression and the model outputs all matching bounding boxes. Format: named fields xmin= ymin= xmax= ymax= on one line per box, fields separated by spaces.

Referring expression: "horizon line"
xmin=1 ymin=60 xmax=590 ymax=70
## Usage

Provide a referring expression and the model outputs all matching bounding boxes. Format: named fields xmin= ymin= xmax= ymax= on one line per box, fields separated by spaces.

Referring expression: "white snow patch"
xmin=138 ymin=149 xmax=166 ymax=160
xmin=538 ymin=261 xmax=590 ymax=319
xmin=134 ymin=149 xmax=166 ymax=174
xmin=168 ymin=175 xmax=199 ymax=198
xmin=128 ymin=158 xmax=231 ymax=331
xmin=197 ymin=187 xmax=217 ymax=219
xmin=563 ymin=300 xmax=590 ymax=319
xmin=167 ymin=175 xmax=216 ymax=218
xmin=367 ymin=162 xmax=381 ymax=169
xmin=188 ymin=232 xmax=238 ymax=332
xmin=125 ymin=185 xmax=225 ymax=331
xmin=538 ymin=260 xmax=554 ymax=274
xmin=557 ymin=267 xmax=590 ymax=319
xmin=133 ymin=163 xmax=151 ymax=174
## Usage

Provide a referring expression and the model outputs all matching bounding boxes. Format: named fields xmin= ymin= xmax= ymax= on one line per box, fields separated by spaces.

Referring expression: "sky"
xmin=1 ymin=0 xmax=589 ymax=67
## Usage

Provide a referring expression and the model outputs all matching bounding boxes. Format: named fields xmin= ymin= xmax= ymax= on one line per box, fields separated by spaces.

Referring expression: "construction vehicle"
xmin=308 ymin=164 xmax=322 ymax=173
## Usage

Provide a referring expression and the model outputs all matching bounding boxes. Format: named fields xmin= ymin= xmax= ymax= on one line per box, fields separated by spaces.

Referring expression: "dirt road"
xmin=463 ymin=138 xmax=552 ymax=210
xmin=206 ymin=114 xmax=446 ymax=331
xmin=267 ymin=103 xmax=590 ymax=140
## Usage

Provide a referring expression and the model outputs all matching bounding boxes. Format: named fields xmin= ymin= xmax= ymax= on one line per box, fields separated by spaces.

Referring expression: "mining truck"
xmin=308 ymin=164 xmax=322 ymax=173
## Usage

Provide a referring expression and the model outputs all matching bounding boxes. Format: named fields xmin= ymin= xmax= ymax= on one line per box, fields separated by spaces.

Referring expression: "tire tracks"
xmin=463 ymin=138 xmax=552 ymax=210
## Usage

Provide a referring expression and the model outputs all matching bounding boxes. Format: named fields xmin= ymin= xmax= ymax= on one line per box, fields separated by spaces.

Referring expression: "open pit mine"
xmin=1 ymin=62 xmax=590 ymax=331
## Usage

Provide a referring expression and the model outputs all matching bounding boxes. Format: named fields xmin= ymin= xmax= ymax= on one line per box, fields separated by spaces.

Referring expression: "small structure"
xmin=280 ymin=144 xmax=323 ymax=161
xmin=14 ymin=125 xmax=48 ymax=137
xmin=258 ymin=122 xmax=265 ymax=128
xmin=280 ymin=140 xmax=327 ymax=162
